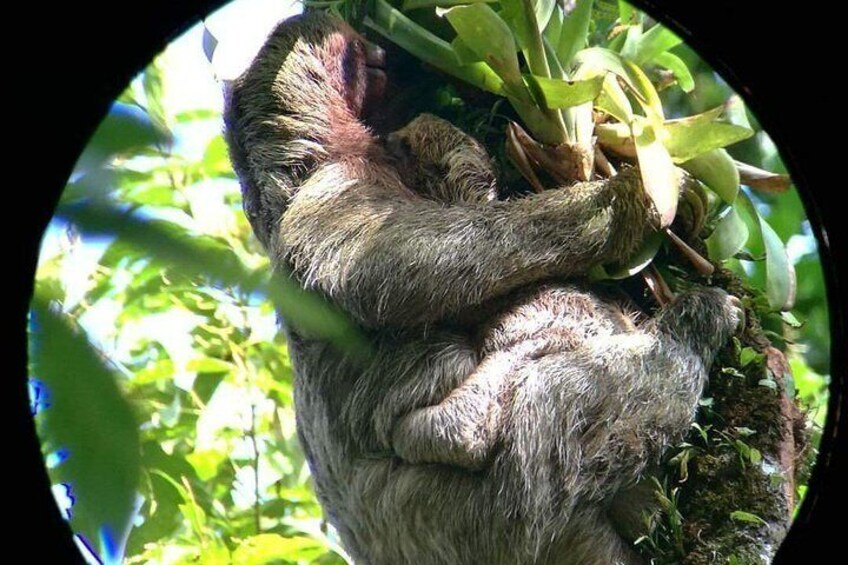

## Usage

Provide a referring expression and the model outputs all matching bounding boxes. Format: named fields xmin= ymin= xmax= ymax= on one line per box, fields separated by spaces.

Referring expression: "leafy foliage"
xmin=32 ymin=50 xmax=351 ymax=564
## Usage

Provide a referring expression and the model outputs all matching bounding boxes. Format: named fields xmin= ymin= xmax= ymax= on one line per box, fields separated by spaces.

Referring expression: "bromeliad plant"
xmin=352 ymin=0 xmax=794 ymax=310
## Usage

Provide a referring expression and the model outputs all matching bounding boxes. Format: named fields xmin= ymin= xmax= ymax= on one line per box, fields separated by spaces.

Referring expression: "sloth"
xmin=223 ymin=12 xmax=743 ymax=565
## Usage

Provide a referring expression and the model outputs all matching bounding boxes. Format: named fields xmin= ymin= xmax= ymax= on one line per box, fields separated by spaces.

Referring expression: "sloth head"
xmin=225 ymin=13 xmax=385 ymax=141
xmin=223 ymin=12 xmax=386 ymax=248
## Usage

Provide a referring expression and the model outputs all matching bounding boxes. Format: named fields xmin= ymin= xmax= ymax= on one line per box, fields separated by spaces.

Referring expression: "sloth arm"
xmin=277 ymin=164 xmax=652 ymax=329
xmin=389 ymin=289 xmax=739 ymax=472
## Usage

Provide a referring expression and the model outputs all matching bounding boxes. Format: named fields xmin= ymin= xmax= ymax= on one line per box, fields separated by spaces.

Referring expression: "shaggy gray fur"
xmin=223 ymin=13 xmax=742 ymax=565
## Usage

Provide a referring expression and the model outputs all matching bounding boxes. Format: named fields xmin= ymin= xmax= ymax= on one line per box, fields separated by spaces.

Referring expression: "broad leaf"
xmin=451 ymin=37 xmax=482 ymax=64
xmin=618 ymin=0 xmax=637 ymax=25
xmin=653 ymin=52 xmax=694 ymax=92
xmin=30 ymin=293 xmax=141 ymax=562
xmin=706 ymin=205 xmax=749 ymax=260
xmin=680 ymin=148 xmax=740 ymax=203
xmin=632 ymin=117 xmax=679 ymax=228
xmin=186 ymin=357 xmax=234 ymax=374
xmin=368 ymin=0 xmax=505 ymax=95
xmin=74 ymin=102 xmax=171 ymax=174
xmin=56 ymin=203 xmax=369 ymax=355
xmin=736 ymin=192 xmax=795 ymax=310
xmin=527 ymin=75 xmax=604 ymax=109
xmin=558 ymin=0 xmax=595 ymax=69
xmin=725 ymin=94 xmax=752 ymax=128
xmin=664 ymin=109 xmax=754 ymax=163
xmin=595 ymin=74 xmax=633 ymax=123
xmin=499 ymin=0 xmax=551 ymax=80
xmin=623 ymin=59 xmax=664 ymax=124
xmin=761 ymin=216 xmax=796 ymax=310
xmin=543 ymin=3 xmax=563 ymax=46
xmin=534 ymin=0 xmax=558 ymax=33
xmin=443 ymin=4 xmax=523 ymax=87
xmin=402 ymin=0 xmax=494 ymax=9
xmin=575 ymin=47 xmax=632 ymax=86
xmin=629 ymin=24 xmax=683 ymax=64
xmin=233 ymin=534 xmax=330 ymax=564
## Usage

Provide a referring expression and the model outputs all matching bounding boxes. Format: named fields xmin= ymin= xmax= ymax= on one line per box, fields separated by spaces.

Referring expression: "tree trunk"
xmin=660 ymin=261 xmax=810 ymax=564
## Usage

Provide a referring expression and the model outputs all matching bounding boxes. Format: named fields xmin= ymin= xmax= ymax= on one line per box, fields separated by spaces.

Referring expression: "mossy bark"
xmin=654 ymin=245 xmax=809 ymax=564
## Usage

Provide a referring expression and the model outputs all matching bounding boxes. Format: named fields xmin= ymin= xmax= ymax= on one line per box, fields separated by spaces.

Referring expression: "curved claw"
xmin=643 ymin=264 xmax=676 ymax=306
xmin=506 ymin=122 xmax=545 ymax=193
xmin=676 ymin=170 xmax=707 ymax=236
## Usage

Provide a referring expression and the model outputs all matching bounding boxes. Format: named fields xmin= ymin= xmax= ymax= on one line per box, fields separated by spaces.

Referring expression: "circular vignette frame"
xmin=16 ymin=0 xmax=845 ymax=562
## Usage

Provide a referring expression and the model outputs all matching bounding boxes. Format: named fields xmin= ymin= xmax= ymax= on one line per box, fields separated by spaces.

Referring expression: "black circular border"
xmin=17 ymin=1 xmax=844 ymax=562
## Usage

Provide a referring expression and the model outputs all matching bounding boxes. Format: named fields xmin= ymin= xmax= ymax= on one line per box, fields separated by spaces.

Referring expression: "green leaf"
xmin=402 ymin=0 xmax=494 ymax=9
xmin=202 ymin=136 xmax=234 ymax=177
xmin=595 ymin=73 xmax=633 ymax=123
xmin=653 ymin=52 xmax=694 ymax=92
xmin=499 ymin=0 xmax=552 ymax=82
xmin=198 ymin=543 xmax=230 ymax=564
xmin=739 ymin=347 xmax=763 ymax=367
xmin=574 ymin=47 xmax=639 ymax=95
xmin=706 ymin=205 xmax=748 ymax=261
xmin=134 ymin=359 xmax=176 ymax=385
xmin=30 ymin=293 xmax=141 ymax=558
xmin=735 ymin=192 xmax=795 ymax=310
xmin=622 ymin=59 xmax=664 ymax=124
xmin=367 ymin=0 xmax=505 ymax=95
xmin=735 ymin=191 xmax=765 ymax=257
xmin=142 ymin=63 xmax=168 ymax=126
xmin=664 ymin=111 xmax=754 ymax=163
xmin=174 ymin=109 xmax=220 ymax=122
xmin=185 ymin=448 xmax=227 ymax=482
xmin=680 ymin=148 xmax=740 ymax=203
xmin=178 ymin=500 xmax=207 ymax=540
xmin=543 ymin=3 xmax=563 ymax=45
xmin=632 ymin=117 xmax=679 ymax=228
xmin=730 ymin=510 xmax=768 ymax=526
xmin=75 ymin=102 xmax=171 ymax=174
xmin=724 ymin=95 xmax=752 ymax=128
xmin=534 ymin=0 xmax=558 ymax=32
xmin=557 ymin=0 xmax=594 ymax=68
xmin=575 ymin=48 xmax=663 ymax=123
xmin=443 ymin=4 xmax=522 ymax=86
xmin=618 ymin=24 xmax=642 ymax=61
xmin=232 ymin=534 xmax=329 ymax=565
xmin=618 ymin=0 xmax=636 ymax=24
xmin=781 ymin=311 xmax=803 ymax=328
xmin=124 ymin=182 xmax=180 ymax=208
xmin=451 ymin=37 xmax=482 ymax=64
xmin=186 ymin=357 xmax=234 ymax=374
xmin=629 ymin=23 xmax=682 ymax=64
xmin=526 ymin=74 xmax=604 ymax=109
xmin=56 ymin=203 xmax=369 ymax=356
xmin=761 ymin=216 xmax=796 ymax=311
